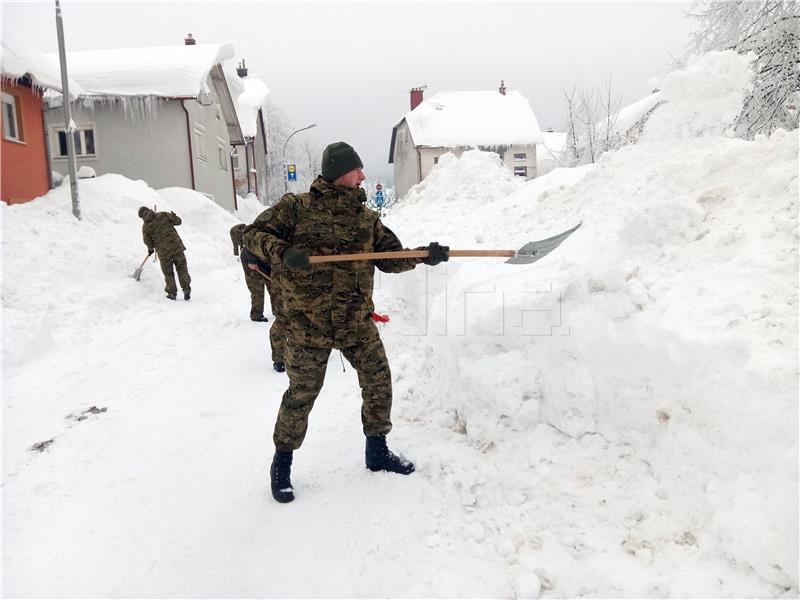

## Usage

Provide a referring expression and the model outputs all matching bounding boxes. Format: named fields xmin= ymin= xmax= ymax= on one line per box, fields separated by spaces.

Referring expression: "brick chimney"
xmin=237 ymin=59 xmax=248 ymax=78
xmin=410 ymin=85 xmax=426 ymax=111
xmin=499 ymin=80 xmax=506 ymax=95
xmin=184 ymin=33 xmax=196 ymax=46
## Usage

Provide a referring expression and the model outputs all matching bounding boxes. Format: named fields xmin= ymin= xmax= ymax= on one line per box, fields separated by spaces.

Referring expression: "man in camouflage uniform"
xmin=230 ymin=223 xmax=269 ymax=322
xmin=231 ymin=223 xmax=288 ymax=371
xmin=243 ymin=141 xmax=449 ymax=503
xmin=138 ymin=206 xmax=191 ymax=300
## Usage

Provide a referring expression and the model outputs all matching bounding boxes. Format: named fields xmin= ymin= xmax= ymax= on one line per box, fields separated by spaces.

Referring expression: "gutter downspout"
xmin=230 ymin=151 xmax=238 ymax=211
xmin=180 ymin=100 xmax=196 ymax=190
xmin=244 ymin=140 xmax=251 ymax=194
xmin=251 ymin=143 xmax=259 ymax=199
xmin=41 ymin=100 xmax=53 ymax=190
xmin=417 ymin=147 xmax=422 ymax=188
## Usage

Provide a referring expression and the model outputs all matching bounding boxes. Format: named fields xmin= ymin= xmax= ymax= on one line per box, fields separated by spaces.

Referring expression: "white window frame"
xmin=231 ymin=148 xmax=240 ymax=171
xmin=193 ymin=124 xmax=207 ymax=161
xmin=217 ymin=138 xmax=228 ymax=172
xmin=513 ymin=165 xmax=528 ymax=177
xmin=513 ymin=152 xmax=527 ymax=161
xmin=53 ymin=124 xmax=97 ymax=158
xmin=2 ymin=92 xmax=22 ymax=143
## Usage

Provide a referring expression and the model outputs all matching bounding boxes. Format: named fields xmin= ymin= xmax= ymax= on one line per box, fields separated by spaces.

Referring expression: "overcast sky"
xmin=4 ymin=1 xmax=694 ymax=182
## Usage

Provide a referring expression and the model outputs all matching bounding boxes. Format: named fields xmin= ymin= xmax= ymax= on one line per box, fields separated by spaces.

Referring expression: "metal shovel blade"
xmin=506 ymin=222 xmax=582 ymax=264
xmin=132 ymin=267 xmax=144 ymax=281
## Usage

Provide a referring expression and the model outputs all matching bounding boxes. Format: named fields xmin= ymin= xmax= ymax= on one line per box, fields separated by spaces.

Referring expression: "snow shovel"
xmin=132 ymin=254 xmax=150 ymax=281
xmin=307 ymin=222 xmax=582 ymax=265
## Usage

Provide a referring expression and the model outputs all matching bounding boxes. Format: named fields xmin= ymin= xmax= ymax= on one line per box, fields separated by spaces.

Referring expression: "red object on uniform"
xmin=371 ymin=312 xmax=390 ymax=323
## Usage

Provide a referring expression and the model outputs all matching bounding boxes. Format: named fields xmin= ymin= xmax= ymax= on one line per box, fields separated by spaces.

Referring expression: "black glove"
xmin=147 ymin=249 xmax=154 ymax=257
xmin=282 ymin=247 xmax=310 ymax=270
xmin=423 ymin=242 xmax=449 ymax=266
xmin=241 ymin=247 xmax=271 ymax=274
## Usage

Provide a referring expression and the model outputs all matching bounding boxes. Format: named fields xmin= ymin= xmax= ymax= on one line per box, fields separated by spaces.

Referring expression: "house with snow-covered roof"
xmin=228 ymin=59 xmax=269 ymax=204
xmin=389 ymin=83 xmax=543 ymax=199
xmin=44 ymin=34 xmax=245 ymax=211
xmin=1 ymin=31 xmax=83 ymax=204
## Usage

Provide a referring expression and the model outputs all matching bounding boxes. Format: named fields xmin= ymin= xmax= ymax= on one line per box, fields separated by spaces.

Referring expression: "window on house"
xmin=54 ymin=126 xmax=97 ymax=157
xmin=433 ymin=156 xmax=439 ymax=165
xmin=513 ymin=152 xmax=527 ymax=161
xmin=2 ymin=92 xmax=22 ymax=142
xmin=231 ymin=149 xmax=240 ymax=170
xmin=514 ymin=166 xmax=528 ymax=177
xmin=217 ymin=140 xmax=228 ymax=171
xmin=193 ymin=124 xmax=207 ymax=161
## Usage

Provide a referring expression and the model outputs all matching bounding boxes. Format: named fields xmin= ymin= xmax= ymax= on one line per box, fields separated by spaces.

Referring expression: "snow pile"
xmin=1 ymin=175 xmax=241 ymax=371
xmin=381 ymin=50 xmax=798 ymax=589
xmin=643 ymin=50 xmax=754 ymax=139
xmin=234 ymin=192 xmax=268 ymax=222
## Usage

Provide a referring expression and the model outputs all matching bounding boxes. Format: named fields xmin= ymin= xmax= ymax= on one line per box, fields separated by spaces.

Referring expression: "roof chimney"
xmin=499 ymin=80 xmax=506 ymax=95
xmin=410 ymin=85 xmax=426 ymax=111
xmin=237 ymin=59 xmax=248 ymax=78
xmin=184 ymin=33 xmax=196 ymax=46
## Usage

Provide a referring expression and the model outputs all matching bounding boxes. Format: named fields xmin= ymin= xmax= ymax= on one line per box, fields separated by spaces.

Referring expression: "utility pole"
xmin=55 ymin=0 xmax=80 ymax=219
xmin=282 ymin=123 xmax=317 ymax=194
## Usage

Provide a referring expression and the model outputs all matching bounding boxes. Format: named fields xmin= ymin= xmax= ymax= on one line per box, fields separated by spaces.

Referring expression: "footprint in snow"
xmin=66 ymin=405 xmax=108 ymax=422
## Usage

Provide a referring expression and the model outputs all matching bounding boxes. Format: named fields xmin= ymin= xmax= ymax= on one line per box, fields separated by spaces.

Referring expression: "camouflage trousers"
xmin=273 ymin=320 xmax=392 ymax=451
xmin=159 ymin=251 xmax=191 ymax=297
xmin=266 ymin=276 xmax=287 ymax=363
xmin=242 ymin=262 xmax=266 ymax=319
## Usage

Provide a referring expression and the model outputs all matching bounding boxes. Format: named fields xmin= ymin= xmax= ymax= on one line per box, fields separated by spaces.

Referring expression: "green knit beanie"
xmin=321 ymin=142 xmax=363 ymax=182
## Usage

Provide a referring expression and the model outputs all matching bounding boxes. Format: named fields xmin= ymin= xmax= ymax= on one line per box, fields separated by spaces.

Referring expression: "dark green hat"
xmin=137 ymin=206 xmax=150 ymax=218
xmin=321 ymin=142 xmax=363 ymax=182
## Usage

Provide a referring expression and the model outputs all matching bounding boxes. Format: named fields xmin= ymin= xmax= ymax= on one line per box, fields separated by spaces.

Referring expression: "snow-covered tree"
xmin=264 ymin=101 xmax=322 ymax=205
xmin=685 ymin=1 xmax=800 ymax=137
xmin=559 ymin=80 xmax=621 ymax=166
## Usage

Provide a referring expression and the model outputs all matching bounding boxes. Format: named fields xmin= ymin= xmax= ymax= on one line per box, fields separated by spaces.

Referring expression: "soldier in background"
xmin=231 ymin=223 xmax=269 ymax=322
xmin=231 ymin=223 xmax=288 ymax=372
xmin=138 ymin=206 xmax=191 ymax=301
xmin=243 ymin=141 xmax=449 ymax=503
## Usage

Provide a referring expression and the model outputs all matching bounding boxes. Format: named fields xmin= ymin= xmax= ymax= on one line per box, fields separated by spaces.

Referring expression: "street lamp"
xmin=282 ymin=123 xmax=317 ymax=194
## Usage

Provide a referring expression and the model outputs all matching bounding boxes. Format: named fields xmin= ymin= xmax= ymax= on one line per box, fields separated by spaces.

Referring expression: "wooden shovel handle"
xmin=308 ymin=249 xmax=514 ymax=264
xmin=252 ymin=266 xmax=272 ymax=282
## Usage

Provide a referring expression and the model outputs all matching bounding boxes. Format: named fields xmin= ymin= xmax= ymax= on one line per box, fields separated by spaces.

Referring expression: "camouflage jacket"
xmin=141 ymin=209 xmax=186 ymax=257
xmin=243 ymin=177 xmax=420 ymax=347
xmin=230 ymin=223 xmax=246 ymax=256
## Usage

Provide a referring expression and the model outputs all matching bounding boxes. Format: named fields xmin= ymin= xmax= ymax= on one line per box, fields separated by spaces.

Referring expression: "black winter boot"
xmin=270 ymin=450 xmax=295 ymax=503
xmin=365 ymin=435 xmax=415 ymax=475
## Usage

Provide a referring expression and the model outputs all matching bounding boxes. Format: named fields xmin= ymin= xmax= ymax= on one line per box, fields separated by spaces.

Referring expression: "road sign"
xmin=375 ymin=189 xmax=384 ymax=207
xmin=287 ymin=164 xmax=297 ymax=181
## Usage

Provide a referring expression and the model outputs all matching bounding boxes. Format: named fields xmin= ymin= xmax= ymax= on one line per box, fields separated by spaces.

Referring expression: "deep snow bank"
xmin=380 ymin=50 xmax=798 ymax=587
xmin=1 ymin=175 xmax=247 ymax=368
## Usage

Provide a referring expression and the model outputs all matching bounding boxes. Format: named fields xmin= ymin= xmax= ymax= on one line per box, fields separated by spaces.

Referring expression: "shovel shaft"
xmin=252 ymin=266 xmax=271 ymax=282
xmin=308 ymin=249 xmax=515 ymax=264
